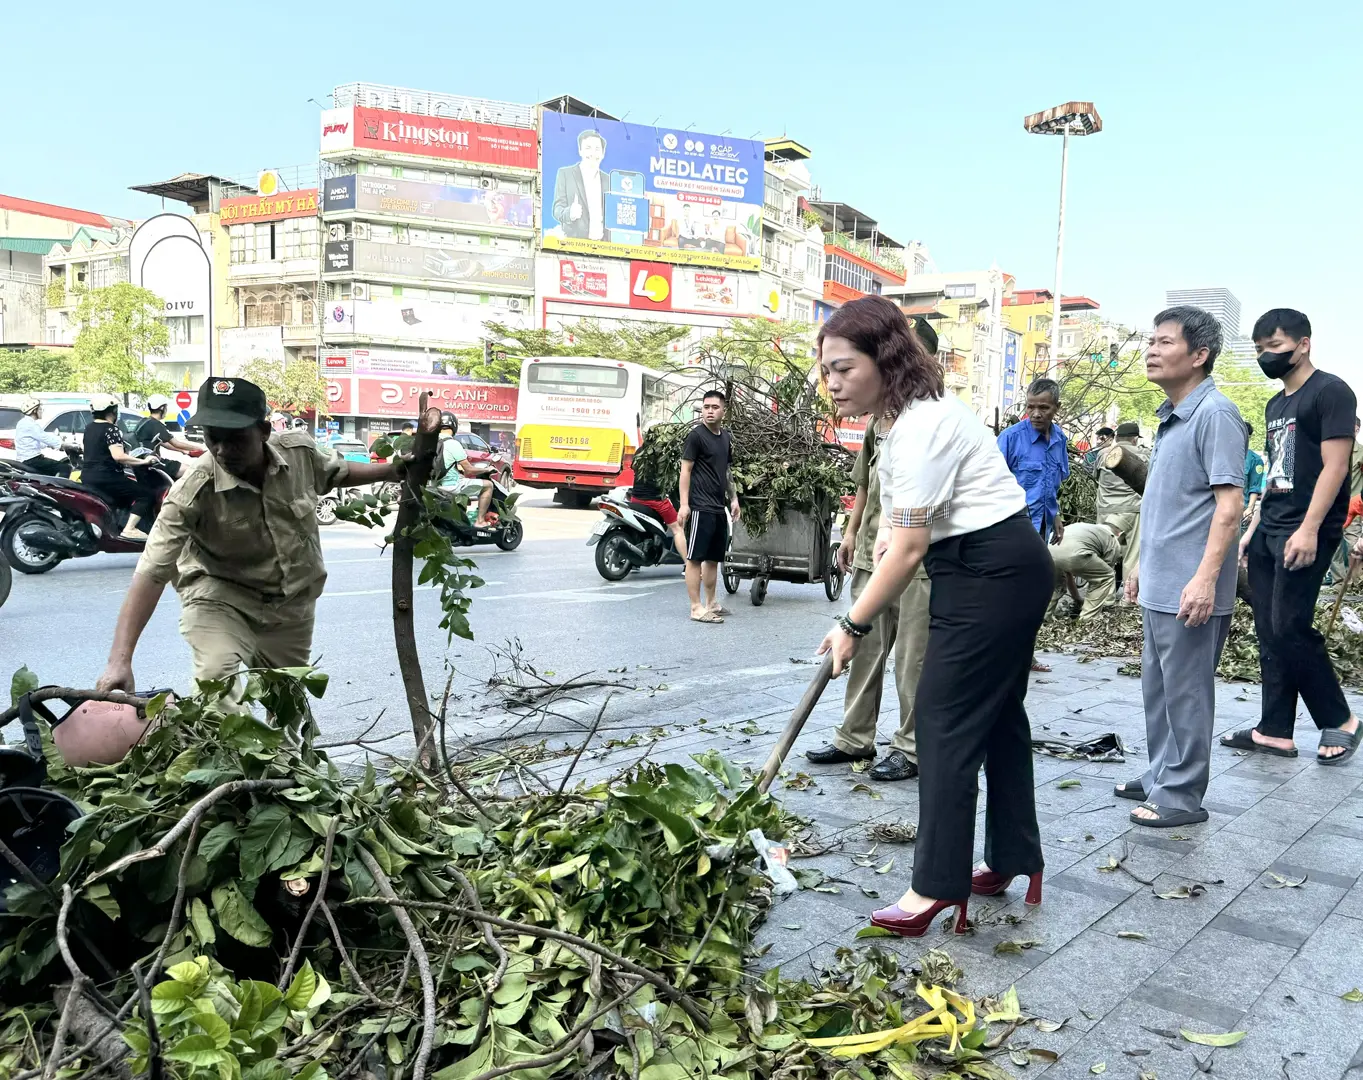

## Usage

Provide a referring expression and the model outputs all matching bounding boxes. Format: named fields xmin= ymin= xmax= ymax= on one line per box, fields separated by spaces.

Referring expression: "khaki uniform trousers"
xmin=180 ymin=594 xmax=317 ymax=690
xmin=1048 ymin=552 xmax=1117 ymax=620
xmin=832 ymin=567 xmax=930 ymax=759
xmin=1101 ymin=510 xmax=1141 ymax=581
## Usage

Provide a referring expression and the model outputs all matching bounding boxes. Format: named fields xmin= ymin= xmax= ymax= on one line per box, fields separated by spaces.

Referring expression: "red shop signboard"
xmin=355 ymin=377 xmax=517 ymax=421
xmin=352 ymin=107 xmax=537 ymax=170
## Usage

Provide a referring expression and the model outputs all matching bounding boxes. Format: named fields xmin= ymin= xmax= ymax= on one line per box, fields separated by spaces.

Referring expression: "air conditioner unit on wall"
xmin=478 ymin=177 xmax=495 ymax=189
xmin=506 ymin=297 xmax=524 ymax=312
xmin=353 ymin=222 xmax=370 ymax=240
xmin=352 ymin=283 xmax=369 ymax=300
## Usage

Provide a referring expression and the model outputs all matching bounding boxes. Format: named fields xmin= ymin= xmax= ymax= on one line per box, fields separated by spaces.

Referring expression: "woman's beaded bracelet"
xmin=836 ymin=614 xmax=873 ymax=638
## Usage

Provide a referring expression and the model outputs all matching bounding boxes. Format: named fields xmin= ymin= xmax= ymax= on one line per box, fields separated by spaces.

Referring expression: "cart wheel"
xmin=750 ymin=577 xmax=768 ymax=606
xmin=723 ymin=569 xmax=740 ymax=595
xmin=825 ymin=555 xmax=846 ymax=602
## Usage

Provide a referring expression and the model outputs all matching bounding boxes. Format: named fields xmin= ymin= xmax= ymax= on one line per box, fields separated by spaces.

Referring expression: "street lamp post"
xmin=1024 ymin=102 xmax=1102 ymax=377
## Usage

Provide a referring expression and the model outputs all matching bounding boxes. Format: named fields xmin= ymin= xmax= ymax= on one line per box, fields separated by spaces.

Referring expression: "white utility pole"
xmin=1050 ymin=123 xmax=1070 ymax=371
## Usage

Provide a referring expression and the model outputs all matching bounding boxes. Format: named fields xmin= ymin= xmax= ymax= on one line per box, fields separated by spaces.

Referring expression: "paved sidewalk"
xmin=530 ymin=648 xmax=1363 ymax=1080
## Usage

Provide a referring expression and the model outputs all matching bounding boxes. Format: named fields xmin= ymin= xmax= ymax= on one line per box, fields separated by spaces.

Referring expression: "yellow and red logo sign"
xmin=218 ymin=188 xmax=319 ymax=224
xmin=628 ymin=262 xmax=673 ymax=309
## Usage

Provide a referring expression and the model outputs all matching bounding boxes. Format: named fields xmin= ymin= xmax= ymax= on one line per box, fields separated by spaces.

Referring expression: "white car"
xmin=0 ymin=404 xmax=195 ymax=465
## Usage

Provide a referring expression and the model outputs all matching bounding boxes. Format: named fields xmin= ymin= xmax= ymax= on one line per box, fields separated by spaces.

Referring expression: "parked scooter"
xmin=1 ymin=452 xmax=176 ymax=574
xmin=0 ymin=493 xmax=20 ymax=607
xmin=588 ymin=492 xmax=684 ymax=581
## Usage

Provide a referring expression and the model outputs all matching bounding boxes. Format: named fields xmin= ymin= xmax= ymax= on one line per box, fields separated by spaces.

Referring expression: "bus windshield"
xmin=525 ymin=363 xmax=629 ymax=398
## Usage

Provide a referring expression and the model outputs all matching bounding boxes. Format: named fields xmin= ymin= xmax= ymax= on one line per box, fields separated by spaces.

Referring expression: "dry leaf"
xmin=1034 ymin=1017 xmax=1068 ymax=1033
xmin=1264 ymin=871 xmax=1308 ymax=889
xmin=876 ymin=857 xmax=896 ymax=874
xmin=849 ymin=782 xmax=883 ymax=800
xmin=1117 ymin=931 xmax=1147 ymax=939
xmin=1342 ymin=988 xmax=1363 ymax=1003
xmin=1139 ymin=1072 xmax=1158 ymax=1080
xmin=1009 ymin=1048 xmax=1030 ymax=1067
xmin=1180 ymin=1029 xmax=1246 ymax=1047
xmin=859 ymin=885 xmax=880 ymax=899
xmin=1058 ymin=779 xmax=1082 ymax=789
xmin=983 ymin=986 xmax=1021 ymax=1023
xmin=1154 ymin=883 xmax=1206 ymax=900
xmin=993 ymin=939 xmax=1043 ymax=956
xmin=1097 ymin=855 xmax=1121 ymax=873
xmin=866 ymin=819 xmax=917 ymax=844
xmin=1090 ymin=1065 xmax=1106 ymax=1075
xmin=850 ymin=759 xmax=871 ymax=773
xmin=1124 ymin=1048 xmax=1151 ymax=1056
xmin=1029 ymin=1049 xmax=1060 ymax=1062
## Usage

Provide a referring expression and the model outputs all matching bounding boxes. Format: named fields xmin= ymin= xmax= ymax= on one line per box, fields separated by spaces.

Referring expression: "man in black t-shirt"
xmin=1226 ymin=308 xmax=1360 ymax=764
xmin=679 ymin=389 xmax=739 ymax=623
xmin=82 ymin=394 xmax=161 ymax=539
xmin=136 ymin=394 xmax=203 ymax=480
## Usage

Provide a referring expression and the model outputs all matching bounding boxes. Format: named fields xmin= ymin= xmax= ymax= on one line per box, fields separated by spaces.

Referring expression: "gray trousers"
xmin=1139 ymin=608 xmax=1231 ymax=812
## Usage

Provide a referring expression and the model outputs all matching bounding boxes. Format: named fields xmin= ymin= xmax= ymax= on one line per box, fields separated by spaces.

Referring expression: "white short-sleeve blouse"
xmin=877 ymin=394 xmax=1027 ymax=543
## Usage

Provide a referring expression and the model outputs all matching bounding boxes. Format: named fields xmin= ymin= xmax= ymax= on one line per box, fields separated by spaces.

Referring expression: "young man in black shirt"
xmin=1226 ymin=308 xmax=1360 ymax=764
xmin=679 ymin=389 xmax=739 ymax=623
xmin=82 ymin=394 xmax=161 ymax=539
xmin=136 ymin=394 xmax=203 ymax=480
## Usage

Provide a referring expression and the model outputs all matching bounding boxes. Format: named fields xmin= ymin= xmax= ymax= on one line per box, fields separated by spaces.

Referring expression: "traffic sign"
xmin=177 ymin=409 xmax=191 ymax=427
xmin=175 ymin=391 xmax=192 ymax=410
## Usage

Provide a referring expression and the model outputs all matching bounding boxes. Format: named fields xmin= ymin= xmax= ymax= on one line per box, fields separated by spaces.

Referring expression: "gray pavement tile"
xmin=1026 ymin=998 xmax=1208 ymax=1080
xmin=1039 ymin=803 xmax=1139 ymax=854
xmin=1267 ymin=859 xmax=1356 ymax=892
xmin=1218 ymin=749 xmax=1311 ymax=784
xmin=1128 ymin=982 xmax=1246 ymax=1029
xmin=1015 ymin=928 xmax=1172 ymax=1027
xmin=1216 ymin=868 xmax=1346 ymax=950
xmin=750 ymin=892 xmax=864 ymax=966
xmin=1163 ymin=826 xmax=1290 ymax=886
xmin=1209 ymin=911 xmax=1312 ymax=949
xmin=1140 ymin=925 xmax=1295 ymax=1014
xmin=1046 ymin=871 xmax=1136 ymax=908
xmin=1066 ymin=836 xmax=1187 ymax=896
xmin=970 ymin=884 xmax=1114 ymax=954
xmin=1329 ymin=880 xmax=1363 ymax=921
xmin=1090 ymin=868 xmax=1241 ymax=951
xmin=1267 ymin=763 xmax=1361 ymax=811
xmin=1280 ymin=912 xmax=1363 ymax=997
xmin=1315 ymin=798 xmax=1363 ymax=841
xmin=1280 ymin=830 xmax=1363 ymax=880
xmin=1222 ymin=795 xmax=1332 ymax=844
xmin=1205 ymin=978 xmax=1360 ymax=1080
xmin=1204 ymin=765 xmax=1290 ymax=803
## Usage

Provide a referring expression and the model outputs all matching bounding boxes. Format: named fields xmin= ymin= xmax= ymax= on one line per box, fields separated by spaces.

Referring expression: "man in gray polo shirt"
xmin=1120 ymin=307 xmax=1246 ymax=828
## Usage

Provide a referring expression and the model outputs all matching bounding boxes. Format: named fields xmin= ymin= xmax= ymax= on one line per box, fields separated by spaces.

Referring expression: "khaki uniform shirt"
xmin=1095 ymin=439 xmax=1148 ymax=518
xmin=1050 ymin=521 xmax=1120 ymax=573
xmin=137 ymin=432 xmax=350 ymax=605
xmin=850 ymin=417 xmax=927 ymax=581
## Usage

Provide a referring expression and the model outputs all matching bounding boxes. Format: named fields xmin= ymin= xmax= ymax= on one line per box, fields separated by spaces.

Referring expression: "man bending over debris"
xmin=95 ymin=377 xmax=416 ymax=695
xmin=1047 ymin=521 xmax=1123 ymax=621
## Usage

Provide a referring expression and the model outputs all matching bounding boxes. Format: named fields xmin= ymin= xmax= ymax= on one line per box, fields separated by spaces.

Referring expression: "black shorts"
xmin=685 ymin=509 xmax=729 ymax=564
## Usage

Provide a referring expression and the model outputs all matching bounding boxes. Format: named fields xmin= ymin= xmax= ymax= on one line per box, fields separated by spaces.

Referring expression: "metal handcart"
xmin=721 ymin=498 xmax=845 ymax=606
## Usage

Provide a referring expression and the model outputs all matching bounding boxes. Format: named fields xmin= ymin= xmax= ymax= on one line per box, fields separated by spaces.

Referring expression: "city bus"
xmin=513 ymin=357 xmax=700 ymax=507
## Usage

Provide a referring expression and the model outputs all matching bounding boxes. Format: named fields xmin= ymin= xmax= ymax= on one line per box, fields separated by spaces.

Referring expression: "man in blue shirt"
xmin=997 ymin=377 xmax=1069 ymax=544
xmin=1242 ymin=421 xmax=1266 ymax=523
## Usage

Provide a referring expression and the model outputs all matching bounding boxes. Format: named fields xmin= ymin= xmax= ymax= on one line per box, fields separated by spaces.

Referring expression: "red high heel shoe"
xmin=869 ymin=897 xmax=970 ymax=938
xmin=970 ymin=868 xmax=1043 ymax=905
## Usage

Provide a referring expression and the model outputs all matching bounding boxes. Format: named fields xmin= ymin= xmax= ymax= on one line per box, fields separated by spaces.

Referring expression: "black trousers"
xmin=912 ymin=512 xmax=1053 ymax=900
xmin=84 ymin=471 xmax=157 ymax=523
xmin=1248 ymin=527 xmax=1350 ymax=737
xmin=20 ymin=455 xmax=71 ymax=478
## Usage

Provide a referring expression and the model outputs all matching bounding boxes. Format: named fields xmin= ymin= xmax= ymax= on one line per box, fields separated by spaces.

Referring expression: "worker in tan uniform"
xmin=804 ymin=417 xmax=931 ymax=782
xmin=95 ymin=377 xmax=414 ymax=695
xmin=1095 ymin=421 xmax=1147 ymax=576
xmin=1047 ymin=521 xmax=1123 ymax=621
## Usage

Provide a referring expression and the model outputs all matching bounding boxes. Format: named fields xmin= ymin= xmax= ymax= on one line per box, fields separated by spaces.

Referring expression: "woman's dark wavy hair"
xmin=817 ymin=295 xmax=943 ymax=415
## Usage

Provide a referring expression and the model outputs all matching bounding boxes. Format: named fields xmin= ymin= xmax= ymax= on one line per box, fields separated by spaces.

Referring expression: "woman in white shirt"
xmin=815 ymin=296 xmax=1053 ymax=937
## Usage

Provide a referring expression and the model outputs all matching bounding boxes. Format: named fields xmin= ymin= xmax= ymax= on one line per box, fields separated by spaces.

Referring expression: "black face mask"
xmin=1257 ymin=347 xmax=1297 ymax=380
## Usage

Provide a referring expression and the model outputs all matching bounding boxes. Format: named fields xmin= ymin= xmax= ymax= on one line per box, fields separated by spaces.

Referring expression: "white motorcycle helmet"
xmin=146 ymin=393 xmax=171 ymax=413
xmin=20 ymin=395 xmax=41 ymax=416
xmin=87 ymin=393 xmax=119 ymax=414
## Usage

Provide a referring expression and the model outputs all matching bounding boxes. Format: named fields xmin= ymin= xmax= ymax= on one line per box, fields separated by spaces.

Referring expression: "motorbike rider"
xmin=135 ymin=394 xmax=203 ymax=480
xmin=95 ymin=376 xmax=420 ymax=697
xmin=14 ymin=396 xmax=71 ymax=478
xmin=82 ymin=393 xmax=161 ymax=540
xmin=433 ymin=413 xmax=493 ymax=527
xmin=627 ymin=429 xmax=685 ymax=558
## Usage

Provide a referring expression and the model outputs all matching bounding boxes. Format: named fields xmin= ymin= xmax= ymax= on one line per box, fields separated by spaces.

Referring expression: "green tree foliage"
xmin=444 ymin=319 xmax=692 ymax=384
xmin=239 ymin=355 xmax=331 ymax=418
xmin=0 ymin=348 xmax=76 ymax=393
xmin=71 ymin=283 xmax=172 ymax=398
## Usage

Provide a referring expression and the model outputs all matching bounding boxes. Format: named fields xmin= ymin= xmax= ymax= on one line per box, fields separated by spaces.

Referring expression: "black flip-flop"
xmin=1130 ymin=801 xmax=1209 ymax=829
xmin=1114 ymin=779 xmax=1146 ymax=801
xmin=1220 ymin=728 xmax=1298 ymax=758
xmin=1318 ymin=725 xmax=1362 ymax=767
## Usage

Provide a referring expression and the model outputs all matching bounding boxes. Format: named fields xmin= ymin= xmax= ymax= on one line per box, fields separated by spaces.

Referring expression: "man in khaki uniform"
xmin=95 ymin=377 xmax=409 ymax=694
xmin=1096 ymin=421 xmax=1147 ymax=576
xmin=1048 ymin=521 xmax=1123 ymax=621
xmin=804 ymin=413 xmax=930 ymax=781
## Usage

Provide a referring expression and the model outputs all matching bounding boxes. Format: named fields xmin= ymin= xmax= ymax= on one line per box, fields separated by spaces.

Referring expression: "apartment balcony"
xmin=761 ymin=255 xmax=805 ymax=284
xmin=825 ymin=231 xmax=906 ymax=279
xmin=944 ymin=370 xmax=968 ymax=389
xmin=762 ymin=202 xmax=805 ymax=236
xmin=0 ymin=268 xmax=42 ymax=286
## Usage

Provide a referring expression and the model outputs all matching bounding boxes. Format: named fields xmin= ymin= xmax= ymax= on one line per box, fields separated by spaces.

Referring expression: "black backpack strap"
xmin=17 ymin=690 xmax=82 ymax=763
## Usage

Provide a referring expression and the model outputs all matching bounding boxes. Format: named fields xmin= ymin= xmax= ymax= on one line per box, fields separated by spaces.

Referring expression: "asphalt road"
xmin=1 ymin=492 xmax=844 ymax=746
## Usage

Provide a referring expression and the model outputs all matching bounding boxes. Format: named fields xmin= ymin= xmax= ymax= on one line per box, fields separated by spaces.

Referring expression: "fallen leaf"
xmin=859 ymin=886 xmax=880 ymax=899
xmin=1097 ymin=856 xmax=1121 ymax=873
xmin=1138 ymin=1072 xmax=1158 ymax=1080
xmin=1084 ymin=833 xmax=1096 ymax=841
xmin=854 ymin=925 xmax=893 ymax=939
xmin=993 ymin=939 xmax=1043 ymax=955
xmin=1167 ymin=834 xmax=1192 ymax=841
xmin=1009 ymin=1048 xmax=1030 ymax=1067
xmin=1264 ymin=871 xmax=1308 ymax=889
xmin=849 ymin=782 xmax=882 ymax=800
xmin=850 ymin=759 xmax=871 ymax=774
xmin=1180 ymin=1029 xmax=1246 ymax=1047
xmin=1342 ymin=988 xmax=1363 ymax=1003
xmin=782 ymin=923 xmax=802 ymax=931
xmin=1117 ymin=931 xmax=1147 ymax=939
xmin=1029 ymin=1049 xmax=1060 ymax=1062
xmin=1123 ymin=1048 xmax=1151 ymax=1057
xmin=866 ymin=819 xmax=917 ymax=844
xmin=1058 ymin=779 xmax=1083 ymax=790
xmin=983 ymin=986 xmax=1021 ymax=1023
xmin=1140 ymin=1025 xmax=1179 ymax=1040
xmin=1154 ymin=883 xmax=1206 ymax=900
xmin=1034 ymin=1017 xmax=1068 ymax=1033
xmin=876 ymin=857 xmax=896 ymax=875
xmin=1090 ymin=1065 xmax=1106 ymax=1075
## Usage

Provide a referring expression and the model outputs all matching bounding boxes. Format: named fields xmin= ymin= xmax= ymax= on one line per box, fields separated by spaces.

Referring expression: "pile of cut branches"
xmin=632 ymin=328 xmax=854 ymax=538
xmin=0 ymin=670 xmax=1034 ymax=1080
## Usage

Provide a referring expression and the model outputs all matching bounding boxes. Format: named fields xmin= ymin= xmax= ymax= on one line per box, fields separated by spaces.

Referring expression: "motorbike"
xmin=588 ymin=492 xmax=684 ymax=581
xmin=431 ymin=469 xmax=523 ymax=551
xmin=0 ymin=493 xmax=21 ymax=607
xmin=1 ymin=451 xmax=176 ymax=574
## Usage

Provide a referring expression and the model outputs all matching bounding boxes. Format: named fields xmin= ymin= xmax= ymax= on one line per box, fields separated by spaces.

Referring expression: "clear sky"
xmin=4 ymin=0 xmax=1359 ymax=382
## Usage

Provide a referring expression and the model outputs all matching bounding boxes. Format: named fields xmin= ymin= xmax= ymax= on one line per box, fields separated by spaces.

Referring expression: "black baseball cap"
xmin=912 ymin=316 xmax=939 ymax=356
xmin=1115 ymin=421 xmax=1141 ymax=437
xmin=190 ymin=377 xmax=270 ymax=429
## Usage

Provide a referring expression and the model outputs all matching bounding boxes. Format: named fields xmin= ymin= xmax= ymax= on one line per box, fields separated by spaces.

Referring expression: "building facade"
xmin=1165 ymin=285 xmax=1254 ymax=360
xmin=319 ymin=83 xmax=540 ymax=447
xmin=757 ymin=140 xmax=824 ymax=326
